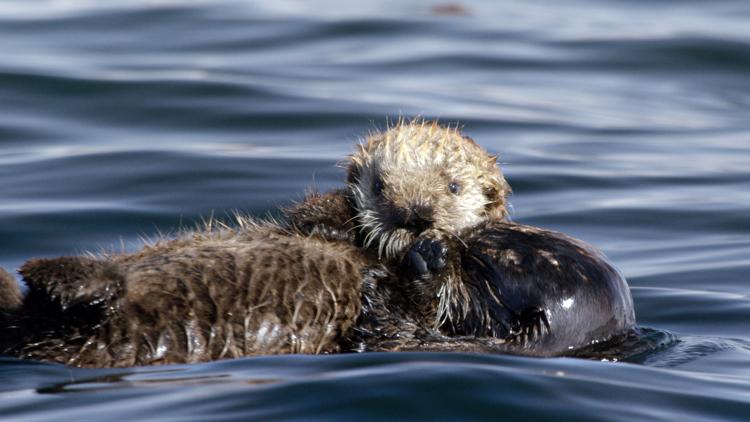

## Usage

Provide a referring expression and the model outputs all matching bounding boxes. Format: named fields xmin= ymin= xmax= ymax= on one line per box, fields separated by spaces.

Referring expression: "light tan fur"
xmin=346 ymin=118 xmax=510 ymax=260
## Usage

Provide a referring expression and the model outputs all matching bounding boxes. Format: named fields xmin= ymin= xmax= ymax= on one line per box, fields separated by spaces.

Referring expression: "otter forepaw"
xmin=406 ymin=238 xmax=448 ymax=279
xmin=508 ymin=307 xmax=550 ymax=347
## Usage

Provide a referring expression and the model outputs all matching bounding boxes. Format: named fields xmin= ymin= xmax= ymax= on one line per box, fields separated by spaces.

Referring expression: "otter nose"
xmin=411 ymin=204 xmax=434 ymax=221
xmin=403 ymin=204 xmax=434 ymax=232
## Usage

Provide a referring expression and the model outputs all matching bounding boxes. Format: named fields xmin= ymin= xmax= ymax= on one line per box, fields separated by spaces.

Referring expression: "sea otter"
xmin=287 ymin=119 xmax=635 ymax=354
xmin=0 ymin=120 xmax=635 ymax=366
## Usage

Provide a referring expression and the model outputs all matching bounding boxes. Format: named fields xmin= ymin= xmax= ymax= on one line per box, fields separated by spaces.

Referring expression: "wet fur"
xmin=1 ymin=222 xmax=367 ymax=367
xmin=337 ymin=221 xmax=635 ymax=357
xmin=0 ymin=120 xmax=635 ymax=366
xmin=345 ymin=119 xmax=510 ymax=261
xmin=287 ymin=120 xmax=635 ymax=355
xmin=285 ymin=119 xmax=515 ymax=335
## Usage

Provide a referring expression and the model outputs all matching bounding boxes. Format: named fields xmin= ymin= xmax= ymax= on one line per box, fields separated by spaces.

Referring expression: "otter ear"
xmin=483 ymin=180 xmax=511 ymax=221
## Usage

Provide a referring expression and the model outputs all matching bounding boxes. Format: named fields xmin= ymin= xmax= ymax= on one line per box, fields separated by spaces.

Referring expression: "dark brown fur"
xmin=348 ymin=221 xmax=635 ymax=356
xmin=1 ymin=224 xmax=368 ymax=367
xmin=286 ymin=191 xmax=636 ymax=357
xmin=0 ymin=121 xmax=635 ymax=366
xmin=284 ymin=121 xmax=635 ymax=355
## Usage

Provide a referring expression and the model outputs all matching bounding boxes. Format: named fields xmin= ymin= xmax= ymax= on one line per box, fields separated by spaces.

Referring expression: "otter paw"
xmin=407 ymin=238 xmax=448 ymax=278
xmin=508 ymin=307 xmax=550 ymax=347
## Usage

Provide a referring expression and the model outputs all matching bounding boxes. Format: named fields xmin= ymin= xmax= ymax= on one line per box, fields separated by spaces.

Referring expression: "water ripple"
xmin=1 ymin=0 xmax=750 ymax=420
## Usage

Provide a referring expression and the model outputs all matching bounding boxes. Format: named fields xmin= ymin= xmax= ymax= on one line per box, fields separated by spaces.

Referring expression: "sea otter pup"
xmin=288 ymin=119 xmax=510 ymax=257
xmin=0 ymin=222 xmax=369 ymax=367
xmin=287 ymin=119 xmax=635 ymax=354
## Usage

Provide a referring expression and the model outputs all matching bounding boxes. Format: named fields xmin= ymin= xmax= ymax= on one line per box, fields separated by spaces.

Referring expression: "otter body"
xmin=0 ymin=120 xmax=636 ymax=366
xmin=1 ymin=223 xmax=367 ymax=367
xmin=289 ymin=120 xmax=635 ymax=355
xmin=460 ymin=222 xmax=635 ymax=355
xmin=344 ymin=221 xmax=635 ymax=356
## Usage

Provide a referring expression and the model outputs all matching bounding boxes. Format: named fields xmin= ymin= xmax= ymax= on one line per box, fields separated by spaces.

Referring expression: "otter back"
xmin=4 ymin=225 xmax=366 ymax=367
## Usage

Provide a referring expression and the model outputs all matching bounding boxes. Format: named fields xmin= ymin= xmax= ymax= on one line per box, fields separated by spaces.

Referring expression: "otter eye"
xmin=449 ymin=181 xmax=461 ymax=195
xmin=373 ymin=178 xmax=384 ymax=196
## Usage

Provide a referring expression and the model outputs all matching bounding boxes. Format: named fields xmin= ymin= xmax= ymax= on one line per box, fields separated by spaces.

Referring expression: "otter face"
xmin=347 ymin=121 xmax=510 ymax=260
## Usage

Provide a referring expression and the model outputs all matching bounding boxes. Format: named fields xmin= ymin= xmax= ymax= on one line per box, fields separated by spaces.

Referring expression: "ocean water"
xmin=1 ymin=0 xmax=750 ymax=420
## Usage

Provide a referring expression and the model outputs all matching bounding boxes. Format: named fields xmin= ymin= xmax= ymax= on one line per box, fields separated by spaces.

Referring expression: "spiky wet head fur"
xmin=347 ymin=119 xmax=510 ymax=260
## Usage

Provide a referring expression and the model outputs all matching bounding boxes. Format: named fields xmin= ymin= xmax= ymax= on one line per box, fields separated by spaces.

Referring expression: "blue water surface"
xmin=1 ymin=0 xmax=750 ymax=420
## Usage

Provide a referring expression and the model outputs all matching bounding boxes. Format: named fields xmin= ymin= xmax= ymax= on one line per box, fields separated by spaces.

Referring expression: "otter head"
xmin=346 ymin=120 xmax=510 ymax=260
